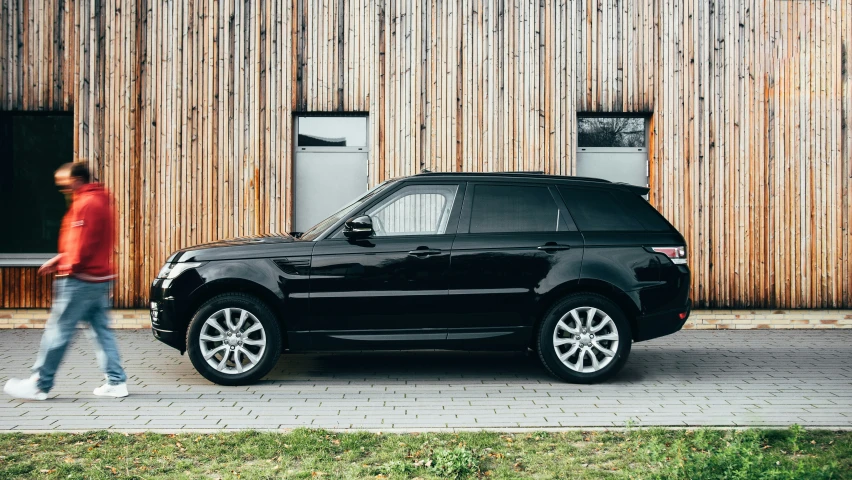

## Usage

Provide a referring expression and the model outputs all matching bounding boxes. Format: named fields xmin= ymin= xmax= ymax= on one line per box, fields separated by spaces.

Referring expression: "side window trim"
xmin=547 ymin=185 xmax=578 ymax=231
xmin=443 ymin=182 xmax=467 ymax=235
xmin=456 ymin=181 xmax=474 ymax=234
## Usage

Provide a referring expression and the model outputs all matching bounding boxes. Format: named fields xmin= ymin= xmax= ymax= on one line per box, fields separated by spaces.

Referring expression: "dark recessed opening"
xmin=0 ymin=113 xmax=73 ymax=254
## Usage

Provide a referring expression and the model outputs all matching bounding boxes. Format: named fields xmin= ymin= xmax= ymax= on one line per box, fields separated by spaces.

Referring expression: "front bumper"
xmin=152 ymin=326 xmax=185 ymax=353
xmin=150 ymin=279 xmax=187 ymax=352
xmin=633 ymin=298 xmax=691 ymax=342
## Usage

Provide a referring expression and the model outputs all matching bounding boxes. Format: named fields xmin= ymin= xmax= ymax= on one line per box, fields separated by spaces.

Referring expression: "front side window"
xmin=366 ymin=184 xmax=459 ymax=236
xmin=469 ymin=185 xmax=569 ymax=234
xmin=0 ymin=114 xmax=72 ymax=260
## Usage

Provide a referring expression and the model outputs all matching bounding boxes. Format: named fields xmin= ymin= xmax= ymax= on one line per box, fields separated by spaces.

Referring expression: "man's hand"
xmin=38 ymin=255 xmax=62 ymax=276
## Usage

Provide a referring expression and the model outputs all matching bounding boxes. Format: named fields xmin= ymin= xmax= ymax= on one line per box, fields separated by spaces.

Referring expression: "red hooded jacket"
xmin=57 ymin=183 xmax=116 ymax=282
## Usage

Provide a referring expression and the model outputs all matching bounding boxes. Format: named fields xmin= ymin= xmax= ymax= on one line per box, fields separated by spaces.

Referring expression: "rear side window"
xmin=558 ymin=187 xmax=672 ymax=232
xmin=608 ymin=189 xmax=673 ymax=231
xmin=470 ymin=185 xmax=570 ymax=233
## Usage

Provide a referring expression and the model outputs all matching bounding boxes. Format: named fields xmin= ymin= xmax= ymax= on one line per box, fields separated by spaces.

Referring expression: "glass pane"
xmin=367 ymin=184 xmax=459 ymax=236
xmin=577 ymin=117 xmax=645 ymax=147
xmin=297 ymin=117 xmax=367 ymax=147
xmin=559 ymin=187 xmax=645 ymax=231
xmin=608 ymin=189 xmax=673 ymax=231
xmin=0 ymin=115 xmax=73 ymax=253
xmin=470 ymin=185 xmax=562 ymax=233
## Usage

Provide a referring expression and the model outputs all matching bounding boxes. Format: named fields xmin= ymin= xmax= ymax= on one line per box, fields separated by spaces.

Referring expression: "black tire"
xmin=186 ymin=293 xmax=282 ymax=386
xmin=537 ymin=293 xmax=632 ymax=384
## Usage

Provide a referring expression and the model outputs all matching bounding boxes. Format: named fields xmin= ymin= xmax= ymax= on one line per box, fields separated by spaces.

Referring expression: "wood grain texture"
xmin=0 ymin=0 xmax=849 ymax=309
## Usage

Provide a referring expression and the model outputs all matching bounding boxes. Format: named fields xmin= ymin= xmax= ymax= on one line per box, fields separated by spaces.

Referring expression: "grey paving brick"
xmin=178 ymin=422 xmax=227 ymax=429
xmin=355 ymin=406 xmax=406 ymax=411
xmin=51 ymin=421 xmax=116 ymax=429
xmin=1 ymin=330 xmax=851 ymax=431
xmin=795 ymin=414 xmax=848 ymax=421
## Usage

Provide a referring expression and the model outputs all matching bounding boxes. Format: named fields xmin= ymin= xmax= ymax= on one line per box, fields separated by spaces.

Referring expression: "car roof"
xmin=405 ymin=171 xmax=650 ymax=196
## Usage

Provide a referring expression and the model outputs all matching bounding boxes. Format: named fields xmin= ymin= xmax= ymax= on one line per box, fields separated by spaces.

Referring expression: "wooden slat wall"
xmin=135 ymin=0 xmax=292 ymax=307
xmin=0 ymin=268 xmax=53 ymax=308
xmin=1 ymin=0 xmax=850 ymax=309
xmin=0 ymin=0 xmax=74 ymax=111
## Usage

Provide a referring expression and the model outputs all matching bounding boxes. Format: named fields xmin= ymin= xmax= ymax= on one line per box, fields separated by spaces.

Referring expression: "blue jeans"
xmin=31 ymin=277 xmax=127 ymax=393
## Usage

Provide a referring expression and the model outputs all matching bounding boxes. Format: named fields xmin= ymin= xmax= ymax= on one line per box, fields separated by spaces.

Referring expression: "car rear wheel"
xmin=186 ymin=293 xmax=282 ymax=386
xmin=537 ymin=293 xmax=631 ymax=383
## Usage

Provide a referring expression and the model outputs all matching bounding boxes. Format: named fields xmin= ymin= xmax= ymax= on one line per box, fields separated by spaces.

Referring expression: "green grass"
xmin=0 ymin=426 xmax=849 ymax=479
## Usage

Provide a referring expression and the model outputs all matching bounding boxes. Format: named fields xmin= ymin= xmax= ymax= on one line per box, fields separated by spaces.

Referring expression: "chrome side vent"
xmin=273 ymin=258 xmax=310 ymax=276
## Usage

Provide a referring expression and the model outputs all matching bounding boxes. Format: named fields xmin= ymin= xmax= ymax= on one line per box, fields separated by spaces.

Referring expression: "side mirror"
xmin=343 ymin=215 xmax=373 ymax=239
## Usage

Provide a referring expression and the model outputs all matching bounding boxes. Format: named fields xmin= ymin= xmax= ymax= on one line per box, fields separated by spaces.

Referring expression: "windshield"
xmin=298 ymin=180 xmax=396 ymax=241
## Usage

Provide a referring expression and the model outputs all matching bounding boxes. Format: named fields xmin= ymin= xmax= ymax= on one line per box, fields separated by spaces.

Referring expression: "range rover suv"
xmin=150 ymin=172 xmax=691 ymax=385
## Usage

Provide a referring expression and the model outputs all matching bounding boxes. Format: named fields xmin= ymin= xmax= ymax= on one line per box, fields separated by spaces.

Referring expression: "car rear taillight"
xmin=651 ymin=246 xmax=687 ymax=265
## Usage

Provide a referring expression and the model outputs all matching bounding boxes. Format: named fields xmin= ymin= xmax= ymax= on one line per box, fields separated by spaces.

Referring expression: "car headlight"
xmin=156 ymin=262 xmax=206 ymax=280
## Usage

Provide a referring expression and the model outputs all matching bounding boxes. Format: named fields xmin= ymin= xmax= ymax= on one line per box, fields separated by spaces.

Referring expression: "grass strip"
xmin=0 ymin=426 xmax=849 ymax=479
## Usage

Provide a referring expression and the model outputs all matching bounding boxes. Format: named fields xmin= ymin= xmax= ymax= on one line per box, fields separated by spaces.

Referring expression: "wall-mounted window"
xmin=578 ymin=116 xmax=645 ymax=148
xmin=576 ymin=115 xmax=649 ymax=189
xmin=294 ymin=115 xmax=369 ymax=232
xmin=297 ymin=116 xmax=367 ymax=148
xmin=0 ymin=113 xmax=73 ymax=265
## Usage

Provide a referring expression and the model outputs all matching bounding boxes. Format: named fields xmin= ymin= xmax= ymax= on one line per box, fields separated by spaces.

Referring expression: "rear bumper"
xmin=633 ymin=298 xmax=691 ymax=342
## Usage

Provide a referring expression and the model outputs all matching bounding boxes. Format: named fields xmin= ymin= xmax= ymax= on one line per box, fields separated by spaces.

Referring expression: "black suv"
xmin=151 ymin=173 xmax=691 ymax=385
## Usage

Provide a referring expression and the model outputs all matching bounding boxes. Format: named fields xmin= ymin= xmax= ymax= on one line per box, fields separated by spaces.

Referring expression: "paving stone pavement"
xmin=0 ymin=329 xmax=849 ymax=431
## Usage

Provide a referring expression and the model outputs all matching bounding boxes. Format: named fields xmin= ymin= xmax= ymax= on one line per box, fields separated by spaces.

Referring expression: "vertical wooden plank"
xmin=45 ymin=0 xmax=52 ymax=108
xmin=253 ymin=0 xmax=261 ymax=234
xmin=22 ymin=0 xmax=30 ymax=110
xmin=844 ymin=0 xmax=851 ymax=306
xmin=778 ymin=0 xmax=787 ymax=306
xmin=192 ymin=0 xmax=201 ymax=247
xmin=0 ymin=0 xmax=8 ymax=109
xmin=784 ymin=0 xmax=793 ymax=306
xmin=845 ymin=0 xmax=850 ymax=306
xmin=63 ymin=0 xmax=72 ymax=110
xmin=377 ymin=0 xmax=386 ymax=180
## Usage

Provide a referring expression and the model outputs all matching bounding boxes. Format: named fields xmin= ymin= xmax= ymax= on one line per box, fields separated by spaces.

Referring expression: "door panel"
xmin=307 ymin=182 xmax=464 ymax=350
xmin=308 ymin=236 xmax=454 ymax=348
xmin=447 ymin=232 xmax=584 ymax=346
xmin=445 ymin=183 xmax=584 ymax=348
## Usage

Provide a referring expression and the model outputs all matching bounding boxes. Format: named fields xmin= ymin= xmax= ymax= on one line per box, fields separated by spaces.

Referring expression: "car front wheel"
xmin=537 ymin=293 xmax=632 ymax=383
xmin=186 ymin=293 xmax=282 ymax=386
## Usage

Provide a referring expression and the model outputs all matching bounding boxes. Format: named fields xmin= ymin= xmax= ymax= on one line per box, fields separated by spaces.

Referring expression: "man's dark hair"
xmin=69 ymin=162 xmax=91 ymax=183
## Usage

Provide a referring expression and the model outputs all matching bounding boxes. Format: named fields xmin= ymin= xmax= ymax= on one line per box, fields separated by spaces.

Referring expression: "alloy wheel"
xmin=199 ymin=308 xmax=267 ymax=375
xmin=552 ymin=306 xmax=620 ymax=373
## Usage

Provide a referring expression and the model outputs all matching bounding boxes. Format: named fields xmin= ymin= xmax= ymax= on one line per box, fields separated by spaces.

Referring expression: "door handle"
xmin=408 ymin=248 xmax=442 ymax=257
xmin=537 ymin=243 xmax=571 ymax=252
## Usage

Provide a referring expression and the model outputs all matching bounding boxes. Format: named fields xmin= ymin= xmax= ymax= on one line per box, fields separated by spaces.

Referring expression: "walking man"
xmin=4 ymin=162 xmax=129 ymax=400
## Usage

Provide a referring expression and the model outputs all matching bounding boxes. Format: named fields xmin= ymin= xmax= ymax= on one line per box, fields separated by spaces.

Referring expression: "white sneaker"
xmin=3 ymin=377 xmax=48 ymax=400
xmin=93 ymin=382 xmax=128 ymax=398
